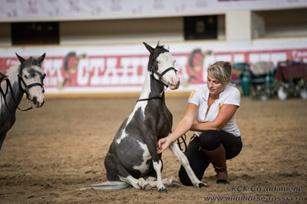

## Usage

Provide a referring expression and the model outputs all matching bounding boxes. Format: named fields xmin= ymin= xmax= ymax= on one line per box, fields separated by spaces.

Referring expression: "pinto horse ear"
xmin=37 ymin=53 xmax=46 ymax=65
xmin=16 ymin=53 xmax=26 ymax=64
xmin=143 ymin=42 xmax=154 ymax=54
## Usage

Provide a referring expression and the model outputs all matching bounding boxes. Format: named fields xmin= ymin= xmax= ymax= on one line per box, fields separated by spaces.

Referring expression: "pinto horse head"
xmin=16 ymin=53 xmax=46 ymax=108
xmin=143 ymin=42 xmax=180 ymax=90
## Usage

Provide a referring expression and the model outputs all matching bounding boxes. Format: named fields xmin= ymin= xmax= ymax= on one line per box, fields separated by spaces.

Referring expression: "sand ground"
xmin=0 ymin=97 xmax=306 ymax=204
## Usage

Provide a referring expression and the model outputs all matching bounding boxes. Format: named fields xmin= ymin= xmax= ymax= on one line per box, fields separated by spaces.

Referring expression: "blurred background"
xmin=0 ymin=0 xmax=307 ymax=100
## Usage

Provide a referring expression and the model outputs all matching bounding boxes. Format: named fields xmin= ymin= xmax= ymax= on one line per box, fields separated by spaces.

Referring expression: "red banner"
xmin=1 ymin=47 xmax=307 ymax=93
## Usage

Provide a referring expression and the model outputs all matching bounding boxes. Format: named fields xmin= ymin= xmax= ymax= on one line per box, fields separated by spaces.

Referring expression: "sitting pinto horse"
xmin=0 ymin=53 xmax=46 ymax=150
xmin=91 ymin=43 xmax=205 ymax=191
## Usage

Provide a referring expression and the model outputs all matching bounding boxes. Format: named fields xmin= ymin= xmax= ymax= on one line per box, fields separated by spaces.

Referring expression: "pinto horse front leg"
xmin=119 ymin=176 xmax=148 ymax=189
xmin=152 ymin=159 xmax=166 ymax=192
xmin=144 ymin=176 xmax=181 ymax=189
xmin=170 ymin=142 xmax=207 ymax=187
xmin=143 ymin=133 xmax=166 ymax=192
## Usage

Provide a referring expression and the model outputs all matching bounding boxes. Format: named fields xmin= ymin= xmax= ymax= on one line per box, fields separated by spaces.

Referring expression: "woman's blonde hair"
xmin=207 ymin=61 xmax=232 ymax=84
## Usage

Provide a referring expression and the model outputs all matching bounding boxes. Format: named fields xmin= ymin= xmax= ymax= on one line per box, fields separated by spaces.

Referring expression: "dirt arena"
xmin=0 ymin=96 xmax=306 ymax=203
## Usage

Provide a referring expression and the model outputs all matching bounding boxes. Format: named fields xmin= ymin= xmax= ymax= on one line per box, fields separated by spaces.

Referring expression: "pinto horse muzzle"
xmin=152 ymin=67 xmax=180 ymax=89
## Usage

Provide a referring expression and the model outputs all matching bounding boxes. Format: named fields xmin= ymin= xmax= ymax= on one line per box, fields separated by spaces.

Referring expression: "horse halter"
xmin=0 ymin=74 xmax=43 ymax=112
xmin=137 ymin=67 xmax=177 ymax=103
xmin=151 ymin=66 xmax=178 ymax=88
xmin=18 ymin=73 xmax=46 ymax=100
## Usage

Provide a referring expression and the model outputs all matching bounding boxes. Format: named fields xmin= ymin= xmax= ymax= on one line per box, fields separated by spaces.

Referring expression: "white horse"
xmin=0 ymin=53 xmax=46 ymax=150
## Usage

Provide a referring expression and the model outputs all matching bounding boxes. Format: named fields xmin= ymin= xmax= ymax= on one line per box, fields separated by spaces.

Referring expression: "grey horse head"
xmin=16 ymin=53 xmax=46 ymax=108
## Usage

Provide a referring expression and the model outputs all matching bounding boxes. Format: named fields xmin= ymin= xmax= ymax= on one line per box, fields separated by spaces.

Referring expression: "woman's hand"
xmin=157 ymin=136 xmax=173 ymax=154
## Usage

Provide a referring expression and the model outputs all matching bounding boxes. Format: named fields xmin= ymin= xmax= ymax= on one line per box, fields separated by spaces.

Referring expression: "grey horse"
xmin=0 ymin=53 xmax=46 ymax=150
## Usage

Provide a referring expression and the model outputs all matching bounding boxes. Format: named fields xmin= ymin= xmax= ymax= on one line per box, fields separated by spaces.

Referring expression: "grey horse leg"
xmin=0 ymin=132 xmax=7 ymax=151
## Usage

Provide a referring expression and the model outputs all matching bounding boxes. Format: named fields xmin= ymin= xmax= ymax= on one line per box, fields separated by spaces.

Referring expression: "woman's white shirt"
xmin=188 ymin=84 xmax=241 ymax=137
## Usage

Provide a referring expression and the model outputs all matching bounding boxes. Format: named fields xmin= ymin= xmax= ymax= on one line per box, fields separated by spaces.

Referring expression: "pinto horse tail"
xmin=80 ymin=181 xmax=130 ymax=190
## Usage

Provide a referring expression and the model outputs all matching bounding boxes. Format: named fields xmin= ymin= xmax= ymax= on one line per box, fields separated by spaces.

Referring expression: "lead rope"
xmin=0 ymin=74 xmax=14 ymax=112
xmin=176 ymin=133 xmax=188 ymax=152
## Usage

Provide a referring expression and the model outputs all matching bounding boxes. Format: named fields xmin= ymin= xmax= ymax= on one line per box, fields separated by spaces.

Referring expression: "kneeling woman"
xmin=157 ymin=61 xmax=242 ymax=184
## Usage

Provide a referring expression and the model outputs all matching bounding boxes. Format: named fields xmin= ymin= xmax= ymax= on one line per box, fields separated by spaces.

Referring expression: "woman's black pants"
xmin=178 ymin=130 xmax=242 ymax=185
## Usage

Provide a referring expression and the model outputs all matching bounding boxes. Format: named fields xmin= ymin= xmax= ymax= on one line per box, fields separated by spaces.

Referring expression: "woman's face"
xmin=207 ymin=74 xmax=226 ymax=96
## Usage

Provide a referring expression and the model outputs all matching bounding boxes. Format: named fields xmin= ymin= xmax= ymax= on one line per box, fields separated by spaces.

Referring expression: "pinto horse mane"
xmin=147 ymin=44 xmax=169 ymax=71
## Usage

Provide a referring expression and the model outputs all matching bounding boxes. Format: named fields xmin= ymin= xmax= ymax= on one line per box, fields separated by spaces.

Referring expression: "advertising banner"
xmin=1 ymin=41 xmax=307 ymax=95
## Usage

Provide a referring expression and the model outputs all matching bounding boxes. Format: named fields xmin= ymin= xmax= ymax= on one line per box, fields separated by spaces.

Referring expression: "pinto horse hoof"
xmin=197 ymin=182 xmax=208 ymax=188
xmin=158 ymin=187 xmax=168 ymax=193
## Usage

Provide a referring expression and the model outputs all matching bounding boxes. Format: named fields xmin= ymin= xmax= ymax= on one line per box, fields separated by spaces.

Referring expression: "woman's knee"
xmin=225 ymin=138 xmax=243 ymax=159
xmin=199 ymin=131 xmax=222 ymax=151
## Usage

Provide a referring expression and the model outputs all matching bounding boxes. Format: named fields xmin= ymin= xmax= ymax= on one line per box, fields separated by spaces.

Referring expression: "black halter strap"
xmin=137 ymin=66 xmax=176 ymax=102
xmin=17 ymin=74 xmax=45 ymax=111
xmin=18 ymin=74 xmax=45 ymax=99
xmin=151 ymin=67 xmax=177 ymax=87
xmin=158 ymin=67 xmax=178 ymax=81
xmin=136 ymin=95 xmax=163 ymax=102
xmin=18 ymin=74 xmax=45 ymax=93
xmin=136 ymin=91 xmax=165 ymax=102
